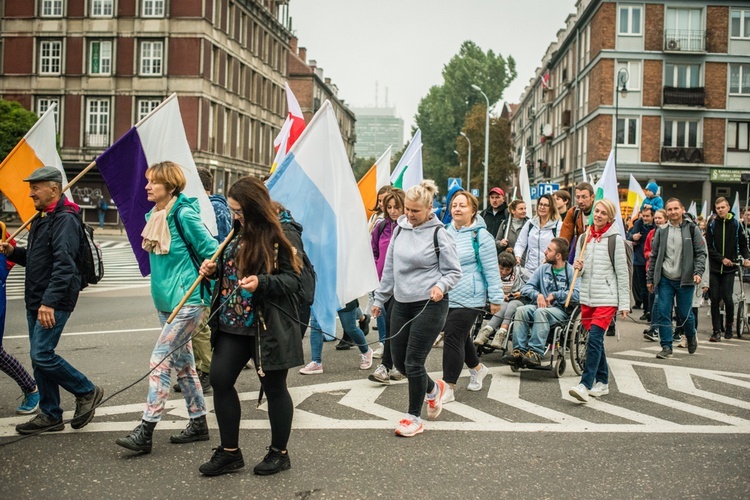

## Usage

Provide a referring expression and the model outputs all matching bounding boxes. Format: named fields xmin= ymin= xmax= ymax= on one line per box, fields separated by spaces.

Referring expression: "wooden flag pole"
xmin=0 ymin=221 xmax=6 ymax=243
xmin=566 ymin=227 xmax=591 ymax=308
xmin=166 ymin=228 xmax=235 ymax=324
xmin=8 ymin=159 xmax=98 ymax=241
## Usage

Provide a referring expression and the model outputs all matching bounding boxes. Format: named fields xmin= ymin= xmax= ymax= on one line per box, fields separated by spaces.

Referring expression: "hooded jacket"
xmin=446 ymin=215 xmax=503 ymax=309
xmin=647 ymin=215 xmax=707 ymax=287
xmin=374 ymin=213 xmax=461 ymax=307
xmin=147 ymin=194 xmax=218 ymax=312
xmin=514 ymin=216 xmax=563 ymax=274
xmin=480 ymin=202 xmax=508 ymax=238
xmin=705 ymin=211 xmax=750 ymax=275
xmin=436 ymin=184 xmax=464 ymax=225
xmin=209 ymin=193 xmax=232 ymax=242
xmin=576 ymin=224 xmax=631 ymax=310
xmin=10 ymin=195 xmax=82 ymax=312
xmin=520 ymin=262 xmax=579 ymax=312
xmin=627 ymin=216 xmax=654 ymax=266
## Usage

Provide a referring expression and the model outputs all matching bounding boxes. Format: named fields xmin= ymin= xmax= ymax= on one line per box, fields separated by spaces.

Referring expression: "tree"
xmin=414 ymin=41 xmax=516 ymax=188
xmin=0 ymin=100 xmax=39 ymax=161
xmin=352 ymin=155 xmax=376 ymax=182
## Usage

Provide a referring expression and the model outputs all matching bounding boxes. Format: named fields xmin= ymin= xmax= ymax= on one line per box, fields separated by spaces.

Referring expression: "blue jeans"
xmin=377 ymin=309 xmax=387 ymax=343
xmin=654 ymin=278 xmax=695 ymax=348
xmin=309 ymin=315 xmax=323 ymax=364
xmin=580 ymin=324 xmax=608 ymax=389
xmin=27 ymin=310 xmax=95 ymax=421
xmin=338 ymin=308 xmax=368 ymax=354
xmin=512 ymin=304 xmax=568 ymax=355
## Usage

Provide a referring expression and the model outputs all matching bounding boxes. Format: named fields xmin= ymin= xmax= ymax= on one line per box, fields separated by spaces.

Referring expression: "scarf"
xmin=142 ymin=196 xmax=177 ymax=254
xmin=587 ymin=222 xmax=612 ymax=243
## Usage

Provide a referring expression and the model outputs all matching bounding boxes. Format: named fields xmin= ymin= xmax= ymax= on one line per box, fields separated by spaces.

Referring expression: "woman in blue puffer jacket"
xmin=441 ymin=191 xmax=503 ymax=403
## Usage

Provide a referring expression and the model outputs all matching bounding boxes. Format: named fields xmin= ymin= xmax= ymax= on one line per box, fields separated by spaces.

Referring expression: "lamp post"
xmin=460 ymin=131 xmax=471 ymax=192
xmin=471 ymin=84 xmax=490 ymax=210
xmin=614 ymin=68 xmax=629 ymax=170
xmin=453 ymin=150 xmax=462 ymax=176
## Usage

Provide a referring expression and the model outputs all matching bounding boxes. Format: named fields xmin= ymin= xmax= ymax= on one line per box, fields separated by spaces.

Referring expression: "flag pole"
xmin=566 ymin=227 xmax=591 ymax=308
xmin=166 ymin=228 xmax=235 ymax=324
xmin=8 ymin=159 xmax=98 ymax=241
xmin=503 ymin=186 xmax=518 ymax=240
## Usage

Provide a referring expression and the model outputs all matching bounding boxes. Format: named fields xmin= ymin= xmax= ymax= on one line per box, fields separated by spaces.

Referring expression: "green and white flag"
xmin=391 ymin=129 xmax=423 ymax=190
xmin=591 ymin=149 xmax=625 ymax=236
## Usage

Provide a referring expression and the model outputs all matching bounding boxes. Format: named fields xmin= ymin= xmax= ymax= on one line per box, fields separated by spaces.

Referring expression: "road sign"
xmin=471 ymin=189 xmax=479 ymax=197
xmin=537 ymin=183 xmax=560 ymax=196
xmin=447 ymin=178 xmax=462 ymax=191
xmin=531 ymin=185 xmax=539 ymax=200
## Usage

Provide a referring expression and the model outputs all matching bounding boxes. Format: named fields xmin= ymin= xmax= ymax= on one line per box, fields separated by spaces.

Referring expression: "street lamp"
xmin=471 ymin=84 xmax=490 ymax=210
xmin=614 ymin=68 xmax=629 ymax=169
xmin=460 ymin=131 xmax=471 ymax=192
xmin=453 ymin=149 xmax=462 ymax=172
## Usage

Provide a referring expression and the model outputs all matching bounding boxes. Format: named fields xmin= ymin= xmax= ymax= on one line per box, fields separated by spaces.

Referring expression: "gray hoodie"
xmin=374 ymin=213 xmax=462 ymax=306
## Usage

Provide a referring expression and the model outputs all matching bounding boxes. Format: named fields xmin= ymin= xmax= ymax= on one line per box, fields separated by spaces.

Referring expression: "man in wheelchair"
xmin=501 ymin=238 xmax=579 ymax=368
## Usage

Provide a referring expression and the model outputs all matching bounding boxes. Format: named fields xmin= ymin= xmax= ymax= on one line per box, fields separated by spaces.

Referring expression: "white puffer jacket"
xmin=577 ymin=223 xmax=631 ymax=311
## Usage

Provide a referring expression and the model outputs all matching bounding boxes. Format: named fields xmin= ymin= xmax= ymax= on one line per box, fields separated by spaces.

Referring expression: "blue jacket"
xmin=446 ymin=215 xmax=504 ymax=309
xmin=209 ymin=194 xmax=232 ymax=242
xmin=520 ymin=262 xmax=580 ymax=311
xmin=641 ymin=195 xmax=663 ymax=212
xmin=436 ymin=185 xmax=464 ymax=225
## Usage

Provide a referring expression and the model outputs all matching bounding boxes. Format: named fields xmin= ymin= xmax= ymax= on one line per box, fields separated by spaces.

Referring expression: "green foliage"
xmin=0 ymin=100 xmax=39 ymax=161
xmin=415 ymin=41 xmax=516 ymax=189
xmin=352 ymin=155 xmax=377 ymax=181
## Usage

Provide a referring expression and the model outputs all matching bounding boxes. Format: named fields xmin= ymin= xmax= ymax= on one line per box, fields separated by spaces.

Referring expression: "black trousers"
xmin=633 ymin=265 xmax=649 ymax=310
xmin=710 ymin=271 xmax=735 ymax=333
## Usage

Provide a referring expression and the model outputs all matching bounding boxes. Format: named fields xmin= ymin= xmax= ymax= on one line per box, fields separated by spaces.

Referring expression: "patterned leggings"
xmin=143 ymin=306 xmax=207 ymax=422
xmin=0 ymin=347 xmax=36 ymax=394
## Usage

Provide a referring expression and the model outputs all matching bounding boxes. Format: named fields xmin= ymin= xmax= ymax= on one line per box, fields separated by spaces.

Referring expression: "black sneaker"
xmin=358 ymin=314 xmax=371 ymax=335
xmin=709 ymin=332 xmax=721 ymax=343
xmin=673 ymin=332 xmax=683 ymax=343
xmin=253 ymin=446 xmax=291 ymax=476
xmin=639 ymin=312 xmax=649 ymax=321
xmin=199 ymin=447 xmax=245 ymax=476
xmin=687 ymin=335 xmax=698 ymax=354
xmin=500 ymin=349 xmax=524 ymax=366
xmin=522 ymin=350 xmax=542 ymax=367
xmin=15 ymin=413 xmax=64 ymax=435
xmin=71 ymin=385 xmax=104 ymax=429
xmin=199 ymin=370 xmax=212 ymax=394
xmin=643 ymin=329 xmax=659 ymax=342
xmin=656 ymin=346 xmax=673 ymax=359
xmin=724 ymin=329 xmax=733 ymax=340
xmin=606 ymin=323 xmax=616 ymax=336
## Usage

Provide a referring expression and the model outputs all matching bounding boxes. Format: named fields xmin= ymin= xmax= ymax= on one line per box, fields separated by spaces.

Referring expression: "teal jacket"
xmin=147 ymin=194 xmax=218 ymax=312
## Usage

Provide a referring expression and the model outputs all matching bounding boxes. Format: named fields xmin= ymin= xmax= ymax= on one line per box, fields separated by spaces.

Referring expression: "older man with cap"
xmin=0 ymin=166 xmax=103 ymax=435
xmin=480 ymin=187 xmax=508 ymax=238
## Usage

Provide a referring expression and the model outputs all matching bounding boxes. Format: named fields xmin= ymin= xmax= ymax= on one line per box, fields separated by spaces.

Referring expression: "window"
xmin=616 ymin=117 xmax=638 ymax=146
xmin=36 ymin=97 xmax=60 ymax=131
xmin=39 ymin=40 xmax=62 ymax=75
xmin=664 ymin=119 xmax=699 ymax=148
xmin=142 ymin=0 xmax=165 ymax=18
xmin=665 ymin=63 xmax=701 ymax=88
xmin=86 ymin=99 xmax=110 ymax=147
xmin=137 ymin=99 xmax=161 ymax=121
xmin=619 ymin=5 xmax=642 ymax=35
xmin=728 ymin=122 xmax=750 ymax=152
xmin=139 ymin=40 xmax=163 ymax=75
xmin=617 ymin=61 xmax=641 ymax=90
xmin=91 ymin=0 xmax=113 ymax=17
xmin=41 ymin=0 xmax=63 ymax=17
xmin=89 ymin=40 xmax=112 ymax=75
xmin=665 ymin=8 xmax=703 ymax=51
xmin=731 ymin=10 xmax=750 ymax=38
xmin=730 ymin=64 xmax=750 ymax=95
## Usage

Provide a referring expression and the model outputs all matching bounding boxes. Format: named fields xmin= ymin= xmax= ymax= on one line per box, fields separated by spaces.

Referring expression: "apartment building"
xmin=509 ymin=0 xmax=750 ymax=211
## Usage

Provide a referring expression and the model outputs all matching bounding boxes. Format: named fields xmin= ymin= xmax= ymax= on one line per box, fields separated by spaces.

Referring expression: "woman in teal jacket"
xmin=116 ymin=161 xmax=218 ymax=454
xmin=441 ymin=191 xmax=503 ymax=403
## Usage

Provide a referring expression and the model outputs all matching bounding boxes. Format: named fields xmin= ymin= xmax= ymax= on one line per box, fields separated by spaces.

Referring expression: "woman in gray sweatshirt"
xmin=372 ymin=180 xmax=461 ymax=438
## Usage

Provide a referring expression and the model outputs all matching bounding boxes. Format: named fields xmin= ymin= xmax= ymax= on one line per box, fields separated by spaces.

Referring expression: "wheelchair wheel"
xmin=554 ymin=355 xmax=566 ymax=378
xmin=736 ymin=300 xmax=747 ymax=338
xmin=570 ymin=315 xmax=588 ymax=376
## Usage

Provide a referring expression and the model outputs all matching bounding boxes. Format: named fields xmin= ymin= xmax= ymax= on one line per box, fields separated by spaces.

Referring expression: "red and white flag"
xmin=271 ymin=83 xmax=306 ymax=172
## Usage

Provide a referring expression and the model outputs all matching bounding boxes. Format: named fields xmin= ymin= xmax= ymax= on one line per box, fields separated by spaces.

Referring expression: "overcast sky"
xmin=289 ymin=0 xmax=578 ymax=143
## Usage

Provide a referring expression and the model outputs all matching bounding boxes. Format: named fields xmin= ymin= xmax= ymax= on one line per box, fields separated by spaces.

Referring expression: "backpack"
xmin=608 ymin=234 xmax=634 ymax=280
xmin=298 ymin=248 xmax=317 ymax=306
xmin=57 ymin=208 xmax=104 ymax=290
xmin=526 ymin=219 xmax=558 ymax=238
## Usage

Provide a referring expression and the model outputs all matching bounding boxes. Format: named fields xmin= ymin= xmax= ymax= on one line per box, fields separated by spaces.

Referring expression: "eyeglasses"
xmin=537 ymin=203 xmax=550 ymax=208
xmin=230 ymin=208 xmax=243 ymax=217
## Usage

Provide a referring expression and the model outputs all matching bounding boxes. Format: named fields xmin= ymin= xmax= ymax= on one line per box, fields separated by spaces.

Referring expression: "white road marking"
xmin=3 ymin=327 xmax=160 ymax=340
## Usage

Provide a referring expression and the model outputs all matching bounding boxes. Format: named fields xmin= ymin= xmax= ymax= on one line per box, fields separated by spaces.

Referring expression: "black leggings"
xmin=210 ymin=332 xmax=293 ymax=450
xmin=442 ymin=308 xmax=481 ymax=384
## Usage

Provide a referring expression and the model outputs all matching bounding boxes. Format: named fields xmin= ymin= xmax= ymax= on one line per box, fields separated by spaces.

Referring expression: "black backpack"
xmin=57 ymin=208 xmax=104 ymax=290
xmin=298 ymin=250 xmax=317 ymax=306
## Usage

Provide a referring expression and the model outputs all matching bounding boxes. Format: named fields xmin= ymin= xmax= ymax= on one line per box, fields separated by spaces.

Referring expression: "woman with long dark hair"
xmin=197 ymin=177 xmax=303 ymax=476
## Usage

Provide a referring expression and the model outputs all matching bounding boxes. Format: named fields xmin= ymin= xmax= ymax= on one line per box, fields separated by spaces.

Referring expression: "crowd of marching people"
xmin=2 ymin=164 xmax=748 ymax=476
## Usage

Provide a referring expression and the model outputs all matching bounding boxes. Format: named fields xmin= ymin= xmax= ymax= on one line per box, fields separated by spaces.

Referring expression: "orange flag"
xmin=357 ymin=147 xmax=392 ymax=219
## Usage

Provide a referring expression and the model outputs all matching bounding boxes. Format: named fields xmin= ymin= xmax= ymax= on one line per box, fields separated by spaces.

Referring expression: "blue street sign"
xmin=447 ymin=178 xmax=462 ymax=191
xmin=537 ymin=183 xmax=560 ymax=197
xmin=471 ymin=189 xmax=479 ymax=197
xmin=530 ymin=186 xmax=539 ymax=200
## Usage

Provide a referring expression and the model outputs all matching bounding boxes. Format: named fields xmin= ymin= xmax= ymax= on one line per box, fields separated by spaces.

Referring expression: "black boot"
xmin=116 ymin=420 xmax=156 ymax=453
xmin=170 ymin=415 xmax=210 ymax=444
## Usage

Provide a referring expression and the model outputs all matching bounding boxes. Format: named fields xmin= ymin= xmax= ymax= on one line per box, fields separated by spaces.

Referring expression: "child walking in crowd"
xmin=372 ymin=180 xmax=461 ymax=437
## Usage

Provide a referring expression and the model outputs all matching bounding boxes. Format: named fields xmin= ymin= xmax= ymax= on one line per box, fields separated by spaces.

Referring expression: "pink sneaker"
xmin=359 ymin=347 xmax=373 ymax=370
xmin=426 ymin=379 xmax=447 ymax=420
xmin=394 ymin=414 xmax=424 ymax=437
xmin=299 ymin=362 xmax=323 ymax=375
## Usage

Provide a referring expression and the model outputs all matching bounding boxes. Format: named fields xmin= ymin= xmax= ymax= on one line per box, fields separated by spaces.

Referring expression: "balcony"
xmin=663 ymin=30 xmax=706 ymax=52
xmin=86 ymin=134 xmax=109 ymax=148
xmin=663 ymin=86 xmax=705 ymax=107
xmin=660 ymin=145 xmax=704 ymax=164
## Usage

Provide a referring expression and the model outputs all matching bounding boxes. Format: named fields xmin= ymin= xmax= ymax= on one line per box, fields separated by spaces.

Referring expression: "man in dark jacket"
xmin=480 ymin=187 xmax=508 ymax=238
xmin=705 ymin=197 xmax=750 ymax=341
xmin=0 ymin=166 xmax=103 ymax=435
xmin=627 ymin=207 xmax=654 ymax=318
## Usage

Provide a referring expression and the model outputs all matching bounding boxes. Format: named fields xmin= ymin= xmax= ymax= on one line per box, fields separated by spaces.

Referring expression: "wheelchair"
xmin=483 ymin=305 xmax=585 ymax=378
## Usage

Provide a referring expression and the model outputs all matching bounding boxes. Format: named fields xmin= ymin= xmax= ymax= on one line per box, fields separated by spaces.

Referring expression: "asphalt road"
xmin=1 ymin=276 xmax=749 ymax=498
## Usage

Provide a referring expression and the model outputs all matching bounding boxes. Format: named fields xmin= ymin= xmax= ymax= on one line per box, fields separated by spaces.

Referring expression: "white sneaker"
xmin=441 ymin=385 xmax=455 ymax=404
xmin=474 ymin=325 xmax=494 ymax=345
xmin=467 ymin=364 xmax=489 ymax=391
xmin=373 ymin=342 xmax=385 ymax=358
xmin=394 ymin=414 xmax=424 ymax=437
xmin=359 ymin=347 xmax=374 ymax=370
xmin=299 ymin=361 xmax=323 ymax=375
xmin=588 ymin=381 xmax=609 ymax=397
xmin=677 ymin=336 xmax=688 ymax=349
xmin=389 ymin=367 xmax=404 ymax=381
xmin=425 ymin=380 xmax=447 ymax=420
xmin=569 ymin=383 xmax=590 ymax=403
xmin=368 ymin=364 xmax=390 ymax=385
xmin=490 ymin=328 xmax=508 ymax=349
